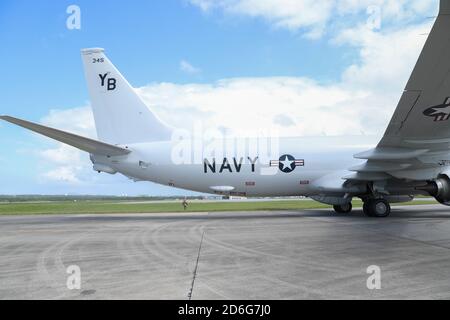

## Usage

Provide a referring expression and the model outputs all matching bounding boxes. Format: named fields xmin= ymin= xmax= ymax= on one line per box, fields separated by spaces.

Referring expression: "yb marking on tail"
xmin=99 ymin=73 xmax=116 ymax=91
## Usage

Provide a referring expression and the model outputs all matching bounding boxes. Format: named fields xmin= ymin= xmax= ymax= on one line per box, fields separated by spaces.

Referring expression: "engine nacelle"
xmin=418 ymin=175 xmax=450 ymax=206
xmin=310 ymin=195 xmax=351 ymax=206
xmin=93 ymin=163 xmax=117 ymax=175
xmin=384 ymin=195 xmax=414 ymax=204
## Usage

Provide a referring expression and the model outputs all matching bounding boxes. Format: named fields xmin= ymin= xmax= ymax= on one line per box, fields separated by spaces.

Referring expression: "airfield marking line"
xmin=188 ymin=228 xmax=205 ymax=300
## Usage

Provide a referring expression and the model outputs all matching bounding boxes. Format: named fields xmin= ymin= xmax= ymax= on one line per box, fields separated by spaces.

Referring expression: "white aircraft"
xmin=3 ymin=1 xmax=450 ymax=218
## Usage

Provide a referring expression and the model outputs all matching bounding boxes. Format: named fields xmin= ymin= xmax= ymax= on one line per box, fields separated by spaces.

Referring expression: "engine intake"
xmin=417 ymin=175 xmax=450 ymax=205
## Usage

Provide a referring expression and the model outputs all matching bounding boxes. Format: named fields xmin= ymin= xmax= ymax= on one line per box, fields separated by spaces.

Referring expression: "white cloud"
xmin=273 ymin=114 xmax=296 ymax=127
xmin=38 ymin=106 xmax=95 ymax=184
xmin=41 ymin=106 xmax=96 ymax=137
xmin=337 ymin=23 xmax=430 ymax=92
xmin=190 ymin=0 xmax=334 ymax=38
xmin=139 ymin=6 xmax=435 ymax=140
xmin=137 ymin=77 xmax=369 ymax=137
xmin=40 ymin=144 xmax=83 ymax=165
xmin=336 ymin=0 xmax=436 ymax=21
xmin=42 ymin=166 xmax=83 ymax=184
xmin=189 ymin=0 xmax=436 ymax=37
xmin=180 ymin=59 xmax=201 ymax=74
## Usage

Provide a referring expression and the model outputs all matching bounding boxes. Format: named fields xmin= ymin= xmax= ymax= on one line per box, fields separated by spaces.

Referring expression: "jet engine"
xmin=417 ymin=175 xmax=450 ymax=205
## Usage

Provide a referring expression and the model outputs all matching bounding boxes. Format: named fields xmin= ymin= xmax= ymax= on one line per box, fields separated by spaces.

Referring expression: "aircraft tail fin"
xmin=81 ymin=48 xmax=172 ymax=145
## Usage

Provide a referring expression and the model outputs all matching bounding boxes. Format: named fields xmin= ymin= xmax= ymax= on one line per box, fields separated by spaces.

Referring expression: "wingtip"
xmin=0 ymin=115 xmax=16 ymax=122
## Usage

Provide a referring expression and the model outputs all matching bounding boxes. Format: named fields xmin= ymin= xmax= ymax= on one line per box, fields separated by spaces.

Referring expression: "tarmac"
xmin=1 ymin=204 xmax=450 ymax=299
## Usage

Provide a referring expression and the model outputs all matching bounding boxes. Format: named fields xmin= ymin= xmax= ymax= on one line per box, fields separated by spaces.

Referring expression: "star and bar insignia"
xmin=270 ymin=154 xmax=305 ymax=173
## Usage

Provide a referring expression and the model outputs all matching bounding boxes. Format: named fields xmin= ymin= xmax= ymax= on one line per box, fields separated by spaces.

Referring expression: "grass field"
xmin=0 ymin=199 xmax=439 ymax=215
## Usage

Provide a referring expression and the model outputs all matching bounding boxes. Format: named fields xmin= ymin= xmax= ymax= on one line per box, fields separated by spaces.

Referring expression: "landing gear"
xmin=363 ymin=199 xmax=391 ymax=217
xmin=333 ymin=203 xmax=352 ymax=214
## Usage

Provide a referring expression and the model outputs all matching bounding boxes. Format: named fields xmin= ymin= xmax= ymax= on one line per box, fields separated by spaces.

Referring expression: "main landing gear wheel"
xmin=363 ymin=199 xmax=391 ymax=218
xmin=333 ymin=203 xmax=352 ymax=214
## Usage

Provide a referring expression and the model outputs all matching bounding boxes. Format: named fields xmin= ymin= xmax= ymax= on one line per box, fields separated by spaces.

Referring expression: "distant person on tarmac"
xmin=182 ymin=198 xmax=188 ymax=211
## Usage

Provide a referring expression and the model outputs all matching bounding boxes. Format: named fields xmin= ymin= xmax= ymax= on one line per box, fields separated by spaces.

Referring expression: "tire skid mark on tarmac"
xmin=110 ymin=223 xmax=188 ymax=296
xmin=35 ymin=232 xmax=86 ymax=299
xmin=137 ymin=221 xmax=188 ymax=266
xmin=0 ymin=239 xmax=30 ymax=271
xmin=197 ymin=218 xmax=338 ymax=274
xmin=149 ymin=220 xmax=197 ymax=266
xmin=115 ymin=220 xmax=198 ymax=289
xmin=116 ymin=223 xmax=161 ymax=269
xmin=7 ymin=206 xmax=450 ymax=299
xmin=0 ymin=238 xmax=36 ymax=298
xmin=197 ymin=220 xmax=284 ymax=259
xmin=147 ymin=220 xmax=207 ymax=292
xmin=189 ymin=218 xmax=367 ymax=298
xmin=71 ymin=230 xmax=123 ymax=300
xmin=182 ymin=223 xmax=233 ymax=300
xmin=192 ymin=277 xmax=232 ymax=300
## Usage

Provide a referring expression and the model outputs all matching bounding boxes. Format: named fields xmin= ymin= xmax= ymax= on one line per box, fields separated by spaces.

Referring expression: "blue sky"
xmin=0 ymin=0 xmax=439 ymax=195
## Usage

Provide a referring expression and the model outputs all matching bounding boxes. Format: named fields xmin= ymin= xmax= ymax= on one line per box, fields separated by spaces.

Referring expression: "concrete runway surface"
xmin=2 ymin=204 xmax=450 ymax=299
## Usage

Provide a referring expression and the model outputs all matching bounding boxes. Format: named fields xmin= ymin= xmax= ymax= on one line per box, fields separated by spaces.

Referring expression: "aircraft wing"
xmin=350 ymin=0 xmax=450 ymax=182
xmin=0 ymin=115 xmax=131 ymax=157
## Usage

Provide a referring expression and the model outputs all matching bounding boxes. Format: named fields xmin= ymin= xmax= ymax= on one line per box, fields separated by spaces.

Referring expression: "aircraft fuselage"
xmin=93 ymin=135 xmax=379 ymax=197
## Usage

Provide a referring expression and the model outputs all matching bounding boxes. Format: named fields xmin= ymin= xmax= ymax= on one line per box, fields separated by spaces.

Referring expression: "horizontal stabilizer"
xmin=0 ymin=115 xmax=131 ymax=157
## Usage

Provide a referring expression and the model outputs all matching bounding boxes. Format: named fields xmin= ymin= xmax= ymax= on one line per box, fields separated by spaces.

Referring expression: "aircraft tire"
xmin=363 ymin=201 xmax=373 ymax=217
xmin=363 ymin=199 xmax=390 ymax=218
xmin=333 ymin=203 xmax=352 ymax=214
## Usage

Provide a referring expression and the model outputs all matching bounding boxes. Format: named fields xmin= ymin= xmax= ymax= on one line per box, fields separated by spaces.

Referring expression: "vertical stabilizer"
xmin=81 ymin=48 xmax=172 ymax=144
